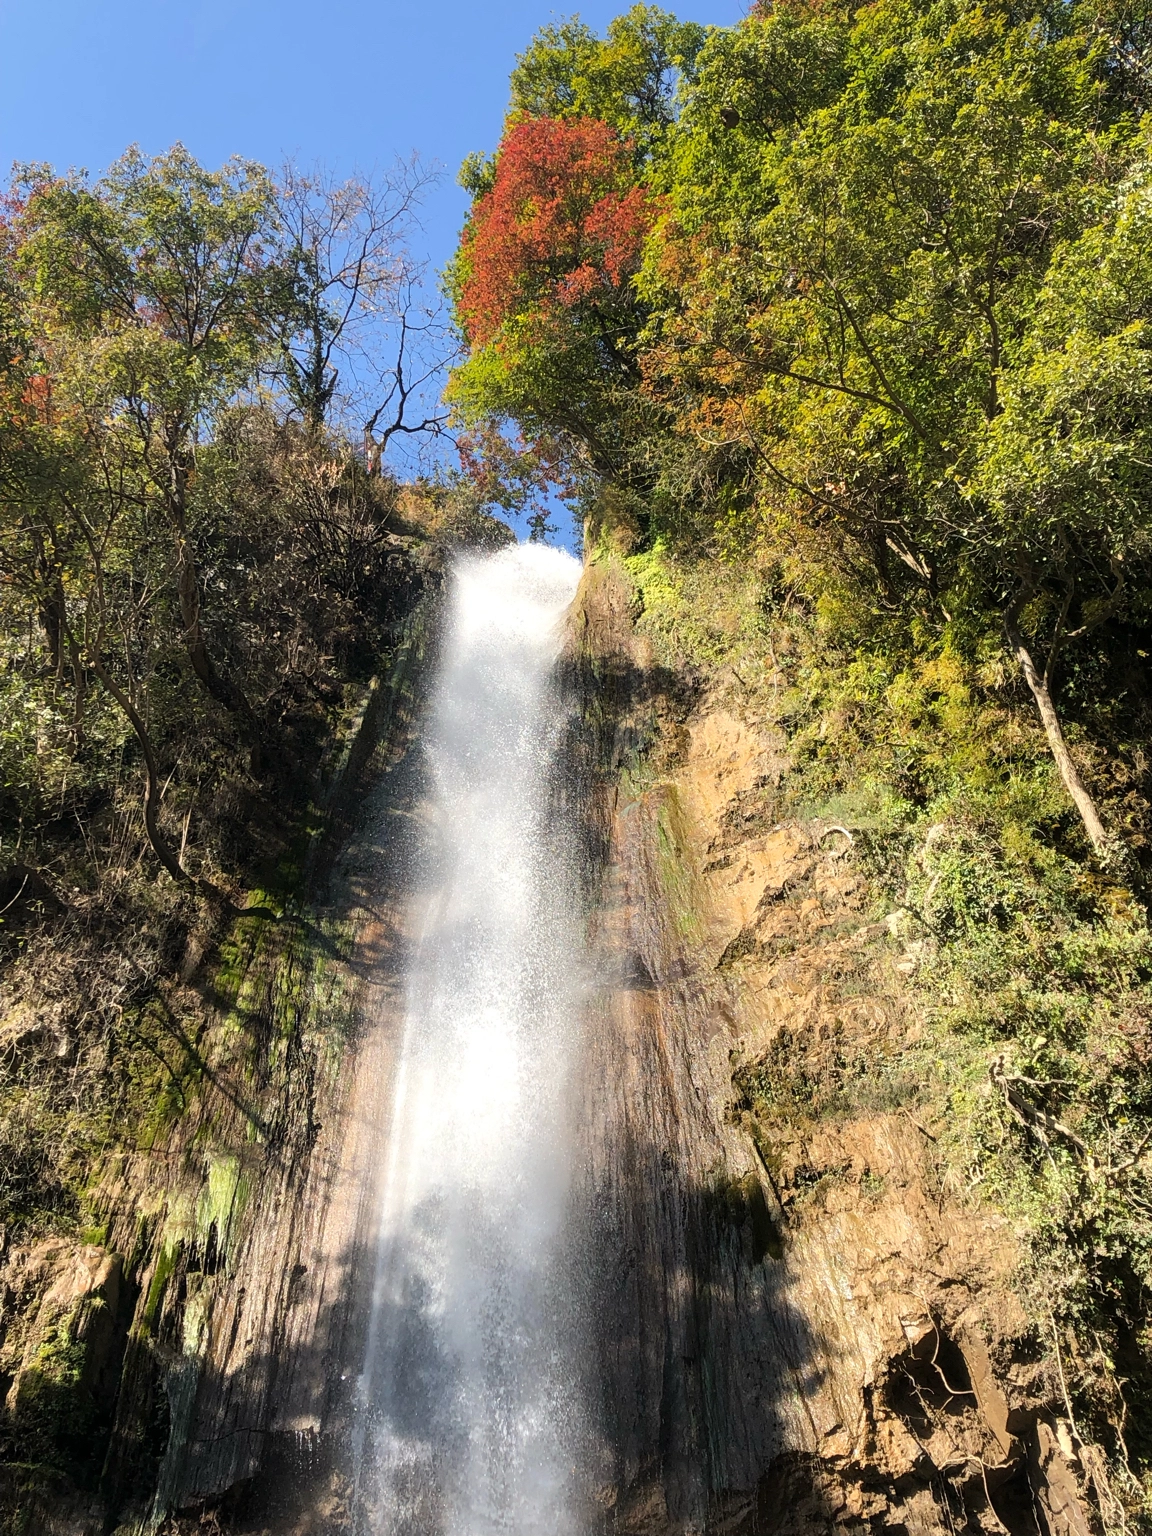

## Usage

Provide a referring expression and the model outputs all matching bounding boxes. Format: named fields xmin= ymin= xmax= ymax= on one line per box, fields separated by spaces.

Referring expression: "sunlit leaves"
xmin=456 ymin=117 xmax=655 ymax=349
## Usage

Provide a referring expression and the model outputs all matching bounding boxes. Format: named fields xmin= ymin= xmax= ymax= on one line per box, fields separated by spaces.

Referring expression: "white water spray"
xmin=355 ymin=541 xmax=585 ymax=1536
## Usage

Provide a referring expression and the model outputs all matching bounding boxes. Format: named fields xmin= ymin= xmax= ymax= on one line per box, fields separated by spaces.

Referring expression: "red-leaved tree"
xmin=458 ymin=116 xmax=655 ymax=346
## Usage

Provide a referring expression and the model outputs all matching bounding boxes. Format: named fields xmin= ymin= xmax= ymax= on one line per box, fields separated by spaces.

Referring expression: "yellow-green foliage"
xmin=195 ymin=1155 xmax=246 ymax=1267
xmin=626 ymin=541 xmax=770 ymax=677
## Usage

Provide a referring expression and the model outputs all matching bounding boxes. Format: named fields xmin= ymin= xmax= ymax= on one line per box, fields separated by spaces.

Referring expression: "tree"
xmin=18 ymin=146 xmax=279 ymax=722
xmin=457 ymin=116 xmax=655 ymax=349
xmin=272 ymin=158 xmax=435 ymax=432
xmin=635 ymin=0 xmax=1145 ymax=851
xmin=58 ymin=443 xmax=202 ymax=892
xmin=448 ymin=113 xmax=659 ymax=511
xmin=450 ymin=0 xmax=1152 ymax=854
xmin=0 ymin=311 xmax=204 ymax=888
xmin=506 ymin=4 xmax=707 ymax=159
xmin=359 ymin=270 xmax=456 ymax=477
xmin=976 ymin=139 xmax=1152 ymax=854
xmin=448 ymin=8 xmax=701 ymax=526
xmin=271 ymin=162 xmax=456 ymax=478
xmin=0 ymin=215 xmax=93 ymax=737
xmin=1 ymin=141 xmax=461 ymax=902
xmin=0 ymin=376 xmax=88 ymax=730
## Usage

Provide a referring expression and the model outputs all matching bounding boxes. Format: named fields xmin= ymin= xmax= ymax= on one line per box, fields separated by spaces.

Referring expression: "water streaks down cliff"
xmin=352 ymin=543 xmax=585 ymax=1536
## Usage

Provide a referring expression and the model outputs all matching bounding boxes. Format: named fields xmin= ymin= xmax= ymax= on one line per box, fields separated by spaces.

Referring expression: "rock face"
xmin=3 ymin=1239 xmax=124 ymax=1441
xmin=0 ymin=582 xmax=438 ymax=1536
xmin=565 ymin=555 xmax=1097 ymax=1535
xmin=122 ymin=620 xmax=436 ymax=1536
xmin=0 ymin=548 xmax=1101 ymax=1535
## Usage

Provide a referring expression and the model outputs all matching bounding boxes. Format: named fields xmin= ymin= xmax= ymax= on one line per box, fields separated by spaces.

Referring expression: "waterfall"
xmin=354 ymin=541 xmax=585 ymax=1536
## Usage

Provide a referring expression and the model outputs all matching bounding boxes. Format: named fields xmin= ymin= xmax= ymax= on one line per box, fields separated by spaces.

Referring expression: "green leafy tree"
xmin=506 ymin=4 xmax=706 ymax=157
xmin=449 ymin=7 xmax=704 ymax=529
xmin=976 ymin=135 xmax=1152 ymax=851
xmin=451 ymin=0 xmax=1152 ymax=850
xmin=18 ymin=145 xmax=280 ymax=721
xmin=637 ymin=0 xmax=1146 ymax=851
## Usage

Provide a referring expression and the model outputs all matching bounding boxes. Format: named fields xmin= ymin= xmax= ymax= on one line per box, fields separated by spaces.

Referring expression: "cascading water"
xmin=354 ymin=541 xmax=585 ymax=1536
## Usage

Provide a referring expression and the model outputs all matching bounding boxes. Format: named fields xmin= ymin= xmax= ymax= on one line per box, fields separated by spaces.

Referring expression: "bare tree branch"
xmin=273 ymin=158 xmax=441 ymax=433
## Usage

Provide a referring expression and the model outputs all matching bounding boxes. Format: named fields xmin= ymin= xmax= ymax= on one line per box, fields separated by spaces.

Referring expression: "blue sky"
xmin=0 ymin=0 xmax=747 ymax=544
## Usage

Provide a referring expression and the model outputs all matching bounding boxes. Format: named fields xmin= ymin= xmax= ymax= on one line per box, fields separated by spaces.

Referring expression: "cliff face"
xmin=0 ymin=539 xmax=1115 ymax=1536
xmin=0 ymin=565 xmax=440 ymax=1536
xmin=567 ymin=554 xmax=1098 ymax=1536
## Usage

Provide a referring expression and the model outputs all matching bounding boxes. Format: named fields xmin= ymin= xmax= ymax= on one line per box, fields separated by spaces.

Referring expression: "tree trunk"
xmin=88 ymin=652 xmax=195 ymax=889
xmin=1004 ymin=614 xmax=1110 ymax=855
xmin=174 ymin=535 xmax=244 ymax=711
xmin=167 ymin=456 xmax=255 ymax=720
xmin=38 ymin=591 xmax=64 ymax=678
xmin=304 ymin=320 xmax=331 ymax=432
xmin=67 ymin=632 xmax=86 ymax=751
xmin=34 ymin=550 xmax=66 ymax=678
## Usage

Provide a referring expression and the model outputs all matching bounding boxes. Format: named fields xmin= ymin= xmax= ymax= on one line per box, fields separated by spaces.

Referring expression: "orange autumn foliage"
xmin=20 ymin=373 xmax=53 ymax=425
xmin=459 ymin=116 xmax=655 ymax=347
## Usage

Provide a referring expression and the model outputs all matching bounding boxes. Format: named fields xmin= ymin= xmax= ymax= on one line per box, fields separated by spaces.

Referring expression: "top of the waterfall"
xmin=456 ymin=539 xmax=580 ymax=584
xmin=452 ymin=542 xmax=581 ymax=646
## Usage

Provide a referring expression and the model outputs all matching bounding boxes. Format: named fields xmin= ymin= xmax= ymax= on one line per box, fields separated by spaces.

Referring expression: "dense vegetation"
xmin=5 ymin=0 xmax=1152 ymax=1525
xmin=0 ymin=145 xmax=519 ymax=1521
xmin=0 ymin=147 xmax=470 ymax=1240
xmin=449 ymin=1 xmax=1152 ymax=1525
